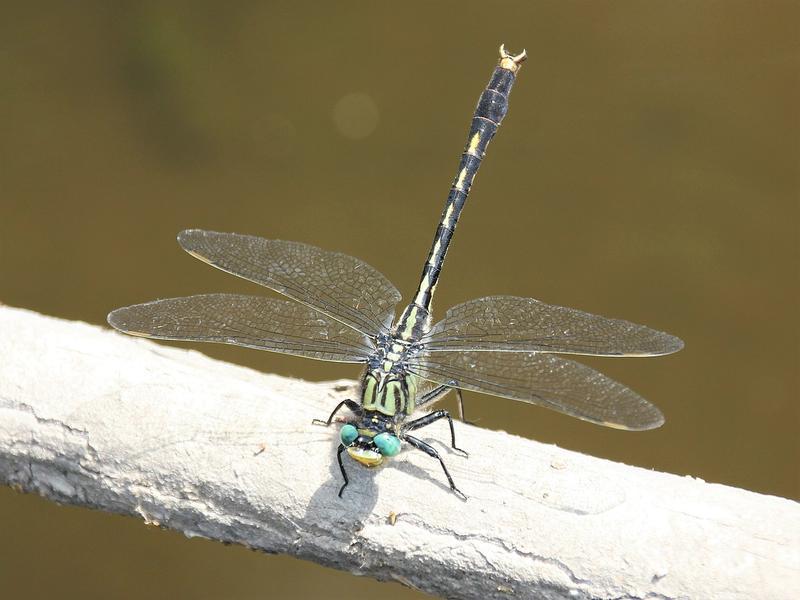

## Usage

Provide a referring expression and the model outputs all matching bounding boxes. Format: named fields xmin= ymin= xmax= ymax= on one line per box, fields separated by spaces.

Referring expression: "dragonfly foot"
xmin=453 ymin=487 xmax=467 ymax=501
xmin=336 ymin=444 xmax=349 ymax=498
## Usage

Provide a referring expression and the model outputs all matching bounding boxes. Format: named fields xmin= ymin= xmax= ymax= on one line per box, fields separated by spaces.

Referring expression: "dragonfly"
xmin=108 ymin=45 xmax=683 ymax=500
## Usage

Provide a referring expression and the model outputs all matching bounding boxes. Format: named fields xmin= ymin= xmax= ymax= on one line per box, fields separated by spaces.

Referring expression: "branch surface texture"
xmin=0 ymin=305 xmax=797 ymax=599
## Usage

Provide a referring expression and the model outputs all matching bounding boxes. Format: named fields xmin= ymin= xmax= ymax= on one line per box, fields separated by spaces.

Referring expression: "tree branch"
xmin=0 ymin=305 xmax=797 ymax=599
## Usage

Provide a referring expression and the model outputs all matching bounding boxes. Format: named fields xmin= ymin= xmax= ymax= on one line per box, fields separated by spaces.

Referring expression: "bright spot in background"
xmin=332 ymin=92 xmax=379 ymax=140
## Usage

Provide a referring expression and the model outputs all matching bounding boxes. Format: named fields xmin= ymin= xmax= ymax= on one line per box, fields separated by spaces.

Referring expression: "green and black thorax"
xmin=360 ymin=334 xmax=421 ymax=418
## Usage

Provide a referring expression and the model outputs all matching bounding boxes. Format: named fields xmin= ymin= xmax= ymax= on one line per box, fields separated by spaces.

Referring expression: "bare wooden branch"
xmin=0 ymin=305 xmax=797 ymax=599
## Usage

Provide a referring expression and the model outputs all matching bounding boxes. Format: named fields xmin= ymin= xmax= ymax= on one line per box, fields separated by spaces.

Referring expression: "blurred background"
xmin=1 ymin=1 xmax=797 ymax=598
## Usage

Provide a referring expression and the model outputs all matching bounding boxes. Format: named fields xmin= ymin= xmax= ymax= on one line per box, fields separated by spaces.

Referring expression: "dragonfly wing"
xmin=178 ymin=229 xmax=401 ymax=336
xmin=407 ymin=350 xmax=664 ymax=430
xmin=422 ymin=296 xmax=683 ymax=356
xmin=108 ymin=294 xmax=374 ymax=363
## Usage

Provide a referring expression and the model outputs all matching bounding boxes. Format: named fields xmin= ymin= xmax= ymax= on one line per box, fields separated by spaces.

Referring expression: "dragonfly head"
xmin=340 ymin=424 xmax=401 ymax=468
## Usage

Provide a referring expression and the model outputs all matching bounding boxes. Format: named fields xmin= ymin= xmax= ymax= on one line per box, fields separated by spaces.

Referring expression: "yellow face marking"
xmin=347 ymin=447 xmax=383 ymax=467
xmin=467 ymin=132 xmax=481 ymax=156
xmin=455 ymin=167 xmax=468 ymax=191
xmin=382 ymin=360 xmax=393 ymax=372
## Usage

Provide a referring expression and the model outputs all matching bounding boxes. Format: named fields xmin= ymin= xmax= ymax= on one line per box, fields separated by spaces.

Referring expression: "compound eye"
xmin=340 ymin=424 xmax=358 ymax=446
xmin=373 ymin=432 xmax=401 ymax=457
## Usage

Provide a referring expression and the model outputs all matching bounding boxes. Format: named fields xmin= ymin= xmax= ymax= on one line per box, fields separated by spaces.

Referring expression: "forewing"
xmin=422 ymin=296 xmax=683 ymax=356
xmin=108 ymin=294 xmax=374 ymax=363
xmin=178 ymin=229 xmax=401 ymax=336
xmin=408 ymin=350 xmax=664 ymax=430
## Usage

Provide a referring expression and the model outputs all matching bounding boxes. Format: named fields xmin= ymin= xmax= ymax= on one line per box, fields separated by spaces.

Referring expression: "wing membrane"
xmin=108 ymin=294 xmax=374 ymax=363
xmin=422 ymin=296 xmax=683 ymax=356
xmin=408 ymin=350 xmax=664 ymax=430
xmin=178 ymin=229 xmax=401 ymax=336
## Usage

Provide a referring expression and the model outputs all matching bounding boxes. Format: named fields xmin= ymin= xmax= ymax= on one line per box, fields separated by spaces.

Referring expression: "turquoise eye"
xmin=373 ymin=432 xmax=401 ymax=457
xmin=340 ymin=424 xmax=358 ymax=445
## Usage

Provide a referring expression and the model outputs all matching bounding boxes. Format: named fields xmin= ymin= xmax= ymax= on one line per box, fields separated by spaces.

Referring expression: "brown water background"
xmin=1 ymin=2 xmax=798 ymax=599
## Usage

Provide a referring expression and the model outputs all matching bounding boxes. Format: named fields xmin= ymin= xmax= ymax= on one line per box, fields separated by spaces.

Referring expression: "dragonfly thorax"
xmin=360 ymin=361 xmax=419 ymax=418
xmin=371 ymin=333 xmax=419 ymax=368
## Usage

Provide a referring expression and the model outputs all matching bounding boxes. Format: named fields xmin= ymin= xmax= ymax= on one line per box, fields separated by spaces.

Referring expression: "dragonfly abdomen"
xmin=396 ymin=46 xmax=527 ymax=342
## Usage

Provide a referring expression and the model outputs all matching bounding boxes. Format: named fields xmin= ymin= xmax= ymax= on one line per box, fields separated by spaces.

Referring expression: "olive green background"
xmin=1 ymin=2 xmax=797 ymax=599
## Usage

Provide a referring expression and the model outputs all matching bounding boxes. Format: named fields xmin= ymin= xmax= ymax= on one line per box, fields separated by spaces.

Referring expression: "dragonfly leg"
xmin=336 ymin=443 xmax=349 ymax=498
xmin=403 ymin=434 xmax=466 ymax=501
xmin=403 ymin=410 xmax=468 ymax=457
xmin=417 ymin=382 xmax=473 ymax=424
xmin=312 ymin=399 xmax=362 ymax=427
xmin=417 ymin=384 xmax=451 ymax=405
xmin=454 ymin=388 xmax=472 ymax=424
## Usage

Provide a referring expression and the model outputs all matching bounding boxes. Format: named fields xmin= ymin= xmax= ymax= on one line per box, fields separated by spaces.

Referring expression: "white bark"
xmin=0 ymin=304 xmax=797 ymax=599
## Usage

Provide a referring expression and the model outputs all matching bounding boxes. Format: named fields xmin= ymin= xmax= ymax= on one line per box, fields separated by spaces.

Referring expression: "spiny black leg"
xmin=403 ymin=410 xmax=468 ymax=457
xmin=336 ymin=444 xmax=349 ymax=498
xmin=312 ymin=399 xmax=362 ymax=427
xmin=404 ymin=434 xmax=466 ymax=501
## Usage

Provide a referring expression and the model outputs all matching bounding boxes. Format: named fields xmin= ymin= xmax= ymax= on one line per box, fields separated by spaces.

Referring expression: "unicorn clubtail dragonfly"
xmin=108 ymin=45 xmax=683 ymax=499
